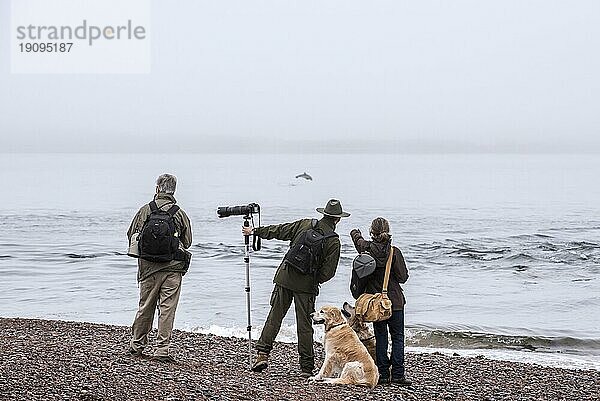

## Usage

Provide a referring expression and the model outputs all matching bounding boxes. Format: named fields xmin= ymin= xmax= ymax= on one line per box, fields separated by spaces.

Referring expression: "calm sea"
xmin=0 ymin=153 xmax=599 ymax=370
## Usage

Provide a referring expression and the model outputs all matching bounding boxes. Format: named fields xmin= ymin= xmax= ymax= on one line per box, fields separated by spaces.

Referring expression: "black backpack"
xmin=284 ymin=219 xmax=339 ymax=275
xmin=139 ymin=201 xmax=180 ymax=263
xmin=350 ymin=269 xmax=368 ymax=299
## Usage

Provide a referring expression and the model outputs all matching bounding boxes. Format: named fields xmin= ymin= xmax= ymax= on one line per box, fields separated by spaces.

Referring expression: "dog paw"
xmin=308 ymin=375 xmax=323 ymax=382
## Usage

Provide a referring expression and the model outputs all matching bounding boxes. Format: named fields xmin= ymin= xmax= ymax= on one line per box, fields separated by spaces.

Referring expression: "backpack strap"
xmin=149 ymin=200 xmax=178 ymax=215
xmin=166 ymin=205 xmax=180 ymax=216
xmin=382 ymin=244 xmax=394 ymax=293
xmin=312 ymin=219 xmax=338 ymax=238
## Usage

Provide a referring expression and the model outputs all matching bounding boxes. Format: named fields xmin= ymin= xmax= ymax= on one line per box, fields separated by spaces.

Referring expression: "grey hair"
xmin=156 ymin=174 xmax=177 ymax=194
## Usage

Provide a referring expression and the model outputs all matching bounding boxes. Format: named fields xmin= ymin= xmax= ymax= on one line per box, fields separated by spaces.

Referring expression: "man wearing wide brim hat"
xmin=316 ymin=199 xmax=351 ymax=218
xmin=242 ymin=199 xmax=350 ymax=377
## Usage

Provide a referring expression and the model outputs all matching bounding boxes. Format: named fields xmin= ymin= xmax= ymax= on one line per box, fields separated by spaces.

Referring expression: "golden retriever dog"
xmin=341 ymin=302 xmax=377 ymax=364
xmin=310 ymin=305 xmax=379 ymax=388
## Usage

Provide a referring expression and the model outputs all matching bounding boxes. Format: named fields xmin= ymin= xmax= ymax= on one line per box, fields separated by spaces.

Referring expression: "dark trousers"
xmin=256 ymin=285 xmax=316 ymax=372
xmin=373 ymin=309 xmax=405 ymax=379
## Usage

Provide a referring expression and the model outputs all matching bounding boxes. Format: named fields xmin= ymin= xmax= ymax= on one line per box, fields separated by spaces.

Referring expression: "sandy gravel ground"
xmin=0 ymin=318 xmax=598 ymax=401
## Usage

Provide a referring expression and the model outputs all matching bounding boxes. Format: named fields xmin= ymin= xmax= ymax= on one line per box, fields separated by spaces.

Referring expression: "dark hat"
xmin=316 ymin=199 xmax=350 ymax=218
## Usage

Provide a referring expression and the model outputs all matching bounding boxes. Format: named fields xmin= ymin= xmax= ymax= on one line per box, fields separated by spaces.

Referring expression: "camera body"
xmin=217 ymin=203 xmax=260 ymax=218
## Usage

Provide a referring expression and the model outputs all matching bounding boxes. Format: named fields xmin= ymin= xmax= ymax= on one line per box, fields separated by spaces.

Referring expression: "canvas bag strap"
xmin=382 ymin=244 xmax=394 ymax=293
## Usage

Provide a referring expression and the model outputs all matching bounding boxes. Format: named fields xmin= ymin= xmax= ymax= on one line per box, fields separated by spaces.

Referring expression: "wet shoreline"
xmin=1 ymin=318 xmax=598 ymax=400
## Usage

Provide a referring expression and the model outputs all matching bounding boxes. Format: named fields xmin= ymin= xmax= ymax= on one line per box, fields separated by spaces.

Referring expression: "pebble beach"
xmin=0 ymin=318 xmax=598 ymax=401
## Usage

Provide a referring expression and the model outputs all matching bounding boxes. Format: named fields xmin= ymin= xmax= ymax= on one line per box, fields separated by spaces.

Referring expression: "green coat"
xmin=255 ymin=218 xmax=341 ymax=295
xmin=127 ymin=193 xmax=193 ymax=282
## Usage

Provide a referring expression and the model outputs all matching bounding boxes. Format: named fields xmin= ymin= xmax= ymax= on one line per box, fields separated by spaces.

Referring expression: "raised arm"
xmin=254 ymin=219 xmax=303 ymax=242
xmin=350 ymin=229 xmax=371 ymax=253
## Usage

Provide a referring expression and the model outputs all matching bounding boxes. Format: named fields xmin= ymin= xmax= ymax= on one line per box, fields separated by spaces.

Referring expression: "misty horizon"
xmin=3 ymin=137 xmax=600 ymax=154
xmin=1 ymin=1 xmax=599 ymax=154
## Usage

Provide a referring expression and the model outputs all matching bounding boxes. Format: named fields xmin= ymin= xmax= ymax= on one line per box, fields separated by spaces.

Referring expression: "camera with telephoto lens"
xmin=217 ymin=203 xmax=262 ymax=252
xmin=217 ymin=203 xmax=260 ymax=218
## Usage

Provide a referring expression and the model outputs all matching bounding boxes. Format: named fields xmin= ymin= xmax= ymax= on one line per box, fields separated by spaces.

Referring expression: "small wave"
xmin=65 ymin=252 xmax=121 ymax=259
xmin=545 ymin=226 xmax=600 ymax=232
xmin=184 ymin=323 xmax=326 ymax=345
xmin=448 ymin=248 xmax=508 ymax=261
xmin=66 ymin=253 xmax=99 ymax=259
xmin=178 ymin=323 xmax=600 ymax=370
xmin=410 ymin=235 xmax=600 ymax=270
xmin=538 ymin=242 xmax=559 ymax=252
xmin=503 ymin=253 xmax=539 ymax=262
xmin=194 ymin=243 xmax=247 ymax=255
xmin=183 ymin=322 xmax=600 ymax=355
xmin=411 ymin=242 xmax=444 ymax=251
xmin=566 ymin=241 xmax=600 ymax=251
xmin=406 ymin=346 xmax=600 ymax=371
xmin=411 ymin=241 xmax=511 ymax=261
xmin=406 ymin=327 xmax=600 ymax=355
xmin=194 ymin=242 xmax=287 ymax=261
xmin=509 ymin=233 xmax=554 ymax=240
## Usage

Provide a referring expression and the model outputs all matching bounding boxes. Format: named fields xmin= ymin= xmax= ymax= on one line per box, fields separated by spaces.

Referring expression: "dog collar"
xmin=326 ymin=322 xmax=346 ymax=332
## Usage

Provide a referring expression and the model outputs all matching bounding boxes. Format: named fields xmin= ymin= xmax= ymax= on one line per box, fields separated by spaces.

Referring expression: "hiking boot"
xmin=391 ymin=376 xmax=412 ymax=386
xmin=251 ymin=352 xmax=269 ymax=372
xmin=151 ymin=355 xmax=178 ymax=364
xmin=126 ymin=348 xmax=143 ymax=357
xmin=378 ymin=376 xmax=390 ymax=385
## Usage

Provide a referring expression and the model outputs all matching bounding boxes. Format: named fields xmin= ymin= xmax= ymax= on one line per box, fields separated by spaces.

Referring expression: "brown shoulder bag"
xmin=354 ymin=245 xmax=394 ymax=322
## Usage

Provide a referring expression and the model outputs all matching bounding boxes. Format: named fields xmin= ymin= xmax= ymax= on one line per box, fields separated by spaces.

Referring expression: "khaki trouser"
xmin=256 ymin=285 xmax=316 ymax=372
xmin=130 ymin=271 xmax=182 ymax=357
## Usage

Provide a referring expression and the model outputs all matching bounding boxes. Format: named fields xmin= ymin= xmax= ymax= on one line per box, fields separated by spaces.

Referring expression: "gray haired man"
xmin=127 ymin=174 xmax=192 ymax=363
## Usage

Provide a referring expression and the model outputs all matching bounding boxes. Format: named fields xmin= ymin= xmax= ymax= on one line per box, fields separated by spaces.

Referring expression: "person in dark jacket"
xmin=243 ymin=199 xmax=350 ymax=377
xmin=350 ymin=217 xmax=411 ymax=386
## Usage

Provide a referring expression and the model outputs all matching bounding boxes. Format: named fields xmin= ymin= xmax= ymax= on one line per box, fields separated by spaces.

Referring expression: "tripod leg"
xmin=244 ymin=218 xmax=252 ymax=368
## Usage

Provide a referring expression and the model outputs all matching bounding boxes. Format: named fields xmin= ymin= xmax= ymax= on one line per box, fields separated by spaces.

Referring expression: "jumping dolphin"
xmin=295 ymin=172 xmax=313 ymax=181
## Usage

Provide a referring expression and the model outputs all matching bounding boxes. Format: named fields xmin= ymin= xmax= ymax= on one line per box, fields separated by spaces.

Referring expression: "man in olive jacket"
xmin=243 ymin=199 xmax=350 ymax=376
xmin=126 ymin=174 xmax=192 ymax=363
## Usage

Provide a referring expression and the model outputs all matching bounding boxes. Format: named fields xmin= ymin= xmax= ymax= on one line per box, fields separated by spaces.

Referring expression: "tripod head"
xmin=217 ymin=202 xmax=261 ymax=251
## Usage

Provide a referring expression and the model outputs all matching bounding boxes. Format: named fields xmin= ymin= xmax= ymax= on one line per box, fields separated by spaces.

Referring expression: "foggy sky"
xmin=1 ymin=0 xmax=599 ymax=153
